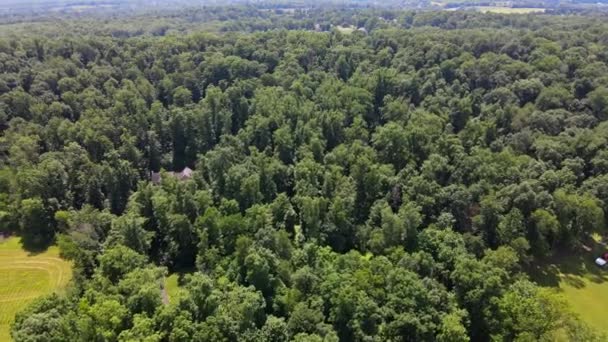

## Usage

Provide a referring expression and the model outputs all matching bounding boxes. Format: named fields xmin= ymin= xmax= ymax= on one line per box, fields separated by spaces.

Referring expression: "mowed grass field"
xmin=529 ymin=239 xmax=608 ymax=335
xmin=0 ymin=237 xmax=72 ymax=341
xmin=164 ymin=273 xmax=182 ymax=303
xmin=475 ymin=6 xmax=546 ymax=13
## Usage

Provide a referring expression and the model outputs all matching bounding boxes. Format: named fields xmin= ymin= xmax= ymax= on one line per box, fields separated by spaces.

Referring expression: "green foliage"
xmin=496 ymin=280 xmax=569 ymax=341
xmin=11 ymin=294 xmax=70 ymax=342
xmin=19 ymin=198 xmax=53 ymax=250
xmin=99 ymin=245 xmax=148 ymax=283
xmin=4 ymin=7 xmax=608 ymax=342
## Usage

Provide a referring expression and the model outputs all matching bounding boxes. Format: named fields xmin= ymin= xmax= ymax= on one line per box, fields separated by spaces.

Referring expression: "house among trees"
xmin=174 ymin=167 xmax=194 ymax=180
xmin=150 ymin=167 xmax=194 ymax=184
xmin=150 ymin=172 xmax=162 ymax=185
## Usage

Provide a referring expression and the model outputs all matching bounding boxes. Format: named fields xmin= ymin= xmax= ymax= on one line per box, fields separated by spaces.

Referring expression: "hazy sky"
xmin=0 ymin=0 xmax=130 ymax=5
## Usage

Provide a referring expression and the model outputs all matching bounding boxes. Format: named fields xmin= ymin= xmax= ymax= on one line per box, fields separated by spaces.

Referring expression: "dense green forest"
xmin=2 ymin=6 xmax=608 ymax=341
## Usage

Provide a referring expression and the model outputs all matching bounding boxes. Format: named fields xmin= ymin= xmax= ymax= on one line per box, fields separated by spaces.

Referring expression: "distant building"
xmin=150 ymin=171 xmax=162 ymax=185
xmin=150 ymin=167 xmax=194 ymax=185
xmin=176 ymin=167 xmax=193 ymax=180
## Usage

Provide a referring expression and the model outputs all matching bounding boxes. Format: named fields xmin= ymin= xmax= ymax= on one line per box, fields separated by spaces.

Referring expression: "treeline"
xmin=4 ymin=6 xmax=607 ymax=40
xmin=2 ymin=8 xmax=608 ymax=342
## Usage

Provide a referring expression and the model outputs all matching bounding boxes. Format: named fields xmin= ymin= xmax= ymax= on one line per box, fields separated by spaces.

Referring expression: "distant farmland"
xmin=475 ymin=6 xmax=546 ymax=13
xmin=0 ymin=237 xmax=72 ymax=341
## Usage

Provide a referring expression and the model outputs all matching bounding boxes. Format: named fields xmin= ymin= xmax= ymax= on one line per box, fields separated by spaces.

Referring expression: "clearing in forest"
xmin=0 ymin=237 xmax=72 ymax=341
xmin=164 ymin=273 xmax=182 ymax=304
xmin=529 ymin=237 xmax=608 ymax=335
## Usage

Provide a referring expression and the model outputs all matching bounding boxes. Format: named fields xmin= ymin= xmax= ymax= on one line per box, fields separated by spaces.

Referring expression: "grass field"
xmin=475 ymin=6 xmax=546 ymax=13
xmin=0 ymin=237 xmax=72 ymax=341
xmin=164 ymin=273 xmax=181 ymax=304
xmin=336 ymin=25 xmax=355 ymax=34
xmin=529 ymin=238 xmax=608 ymax=335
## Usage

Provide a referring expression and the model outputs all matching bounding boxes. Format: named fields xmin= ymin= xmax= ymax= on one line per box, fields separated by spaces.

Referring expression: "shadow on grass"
xmin=528 ymin=237 xmax=608 ymax=289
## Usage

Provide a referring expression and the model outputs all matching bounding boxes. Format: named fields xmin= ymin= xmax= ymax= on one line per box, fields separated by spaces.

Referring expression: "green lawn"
xmin=336 ymin=25 xmax=355 ymax=34
xmin=164 ymin=273 xmax=182 ymax=304
xmin=529 ymin=239 xmax=608 ymax=335
xmin=0 ymin=237 xmax=72 ymax=341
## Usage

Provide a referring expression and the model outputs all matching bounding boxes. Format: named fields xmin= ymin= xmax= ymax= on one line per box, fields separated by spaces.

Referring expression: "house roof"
xmin=177 ymin=167 xmax=193 ymax=180
xmin=150 ymin=167 xmax=194 ymax=184
xmin=150 ymin=171 xmax=162 ymax=184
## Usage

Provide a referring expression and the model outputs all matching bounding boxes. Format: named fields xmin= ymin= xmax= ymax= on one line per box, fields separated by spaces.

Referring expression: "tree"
xmin=19 ymin=198 xmax=54 ymax=250
xmin=11 ymin=294 xmax=71 ymax=342
xmin=173 ymin=86 xmax=193 ymax=107
xmin=497 ymin=208 xmax=525 ymax=246
xmin=256 ymin=316 xmax=289 ymax=342
xmin=85 ymin=299 xmax=130 ymax=341
xmin=99 ymin=245 xmax=147 ymax=283
xmin=587 ymin=87 xmax=608 ymax=120
xmin=118 ymin=314 xmax=162 ymax=342
xmin=496 ymin=280 xmax=567 ymax=340
xmin=529 ymin=209 xmax=559 ymax=257
xmin=168 ymin=213 xmax=197 ymax=268
xmin=118 ymin=268 xmax=164 ymax=316
xmin=437 ymin=312 xmax=469 ymax=342
xmin=329 ymin=286 xmax=381 ymax=341
xmin=106 ymin=212 xmax=152 ymax=255
xmin=372 ymin=122 xmax=410 ymax=170
xmin=382 ymin=268 xmax=459 ymax=341
xmin=553 ymin=189 xmax=605 ymax=246
xmin=535 ymin=85 xmax=573 ymax=111
xmin=511 ymin=78 xmax=543 ymax=105
xmin=288 ymin=300 xmax=326 ymax=338
xmin=211 ymin=284 xmax=267 ymax=340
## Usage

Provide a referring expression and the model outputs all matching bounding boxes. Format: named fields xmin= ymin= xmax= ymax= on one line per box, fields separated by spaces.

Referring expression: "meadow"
xmin=474 ymin=6 xmax=546 ymax=13
xmin=0 ymin=237 xmax=72 ymax=341
xmin=529 ymin=237 xmax=608 ymax=335
xmin=164 ymin=273 xmax=181 ymax=304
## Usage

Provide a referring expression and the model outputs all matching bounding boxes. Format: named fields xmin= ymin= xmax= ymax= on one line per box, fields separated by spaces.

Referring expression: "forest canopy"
xmin=2 ymin=6 xmax=608 ymax=342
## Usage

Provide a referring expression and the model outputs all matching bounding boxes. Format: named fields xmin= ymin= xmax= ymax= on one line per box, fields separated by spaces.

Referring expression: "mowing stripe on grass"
xmin=0 ymin=237 xmax=72 ymax=341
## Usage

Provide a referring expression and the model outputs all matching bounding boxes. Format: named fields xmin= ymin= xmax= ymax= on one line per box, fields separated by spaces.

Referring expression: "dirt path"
xmin=160 ymin=278 xmax=169 ymax=305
